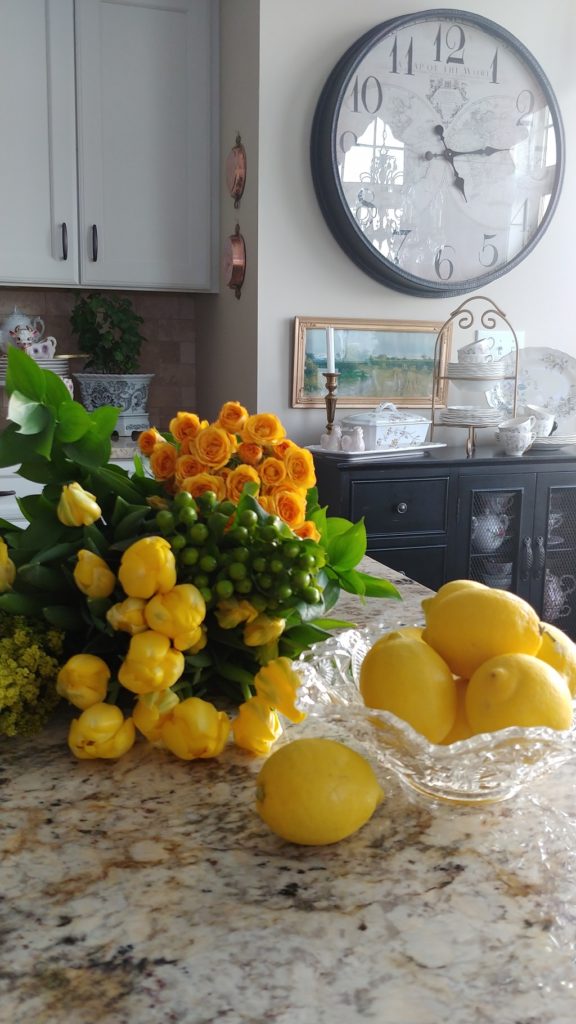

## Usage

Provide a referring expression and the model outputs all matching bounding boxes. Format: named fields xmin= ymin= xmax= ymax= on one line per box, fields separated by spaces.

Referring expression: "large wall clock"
xmin=310 ymin=9 xmax=565 ymax=297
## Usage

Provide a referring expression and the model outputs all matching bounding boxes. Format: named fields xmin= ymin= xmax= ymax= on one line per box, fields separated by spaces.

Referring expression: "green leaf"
xmin=17 ymin=456 xmax=68 ymax=484
xmin=82 ymin=524 xmax=110 ymax=557
xmin=91 ymin=466 xmax=146 ymax=504
xmin=0 ymin=421 xmax=45 ymax=467
xmin=56 ymin=401 xmax=92 ymax=443
xmin=5 ymin=347 xmax=46 ymax=401
xmin=44 ymin=371 xmax=73 ymax=410
xmin=42 ymin=604 xmax=86 ymax=629
xmin=17 ymin=493 xmax=57 ymax=525
xmin=63 ymin=426 xmax=112 ymax=468
xmin=113 ymin=507 xmax=151 ymax=541
xmin=7 ymin=392 xmax=51 ymax=435
xmin=91 ymin=404 xmax=121 ymax=438
xmin=17 ymin=563 xmax=73 ymax=594
xmin=353 ymin=571 xmax=401 ymax=599
xmin=327 ymin=520 xmax=367 ymax=570
xmin=0 ymin=591 xmax=46 ymax=615
xmin=24 ymin=538 xmax=82 ymax=566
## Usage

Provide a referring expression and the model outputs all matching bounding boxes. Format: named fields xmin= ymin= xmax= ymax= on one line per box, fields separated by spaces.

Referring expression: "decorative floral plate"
xmin=289 ymin=627 xmax=576 ymax=804
xmin=486 ymin=347 xmax=576 ymax=434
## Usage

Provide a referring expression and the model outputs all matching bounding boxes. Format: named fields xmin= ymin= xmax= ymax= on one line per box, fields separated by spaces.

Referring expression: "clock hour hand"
xmin=426 ymin=125 xmax=467 ymax=202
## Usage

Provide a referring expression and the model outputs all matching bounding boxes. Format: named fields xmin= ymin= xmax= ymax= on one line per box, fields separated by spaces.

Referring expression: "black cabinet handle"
xmin=61 ymin=222 xmax=68 ymax=260
xmin=394 ymin=502 xmax=408 ymax=515
xmin=520 ymin=536 xmax=533 ymax=581
xmin=92 ymin=224 xmax=98 ymax=262
xmin=533 ymin=536 xmax=545 ymax=580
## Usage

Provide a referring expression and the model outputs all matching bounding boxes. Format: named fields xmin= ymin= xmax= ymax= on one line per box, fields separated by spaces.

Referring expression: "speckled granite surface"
xmin=3 ymin=562 xmax=576 ymax=1024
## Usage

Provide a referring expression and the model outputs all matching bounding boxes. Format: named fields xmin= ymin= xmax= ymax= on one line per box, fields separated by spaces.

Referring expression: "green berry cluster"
xmin=154 ymin=491 xmax=326 ymax=613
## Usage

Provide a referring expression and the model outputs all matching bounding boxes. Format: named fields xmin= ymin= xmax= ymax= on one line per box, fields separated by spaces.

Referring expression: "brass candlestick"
xmin=322 ymin=371 xmax=339 ymax=432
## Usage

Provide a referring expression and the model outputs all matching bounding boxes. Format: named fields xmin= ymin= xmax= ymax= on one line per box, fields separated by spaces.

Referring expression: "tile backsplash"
xmin=0 ymin=287 xmax=197 ymax=429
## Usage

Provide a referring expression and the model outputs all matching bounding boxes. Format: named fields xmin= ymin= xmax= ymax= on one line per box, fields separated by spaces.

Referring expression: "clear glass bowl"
xmin=291 ymin=627 xmax=576 ymax=804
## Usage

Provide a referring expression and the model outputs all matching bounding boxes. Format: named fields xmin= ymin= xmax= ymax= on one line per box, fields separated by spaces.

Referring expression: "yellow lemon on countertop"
xmin=440 ymin=678 xmax=473 ymax=745
xmin=255 ymin=738 xmax=384 ymax=846
xmin=537 ymin=622 xmax=576 ymax=697
xmin=359 ymin=631 xmax=457 ymax=743
xmin=422 ymin=587 xmax=542 ymax=679
xmin=465 ymin=653 xmax=573 ymax=734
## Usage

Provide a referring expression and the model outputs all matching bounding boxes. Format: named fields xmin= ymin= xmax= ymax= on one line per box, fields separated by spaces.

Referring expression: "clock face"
xmin=311 ymin=10 xmax=565 ymax=296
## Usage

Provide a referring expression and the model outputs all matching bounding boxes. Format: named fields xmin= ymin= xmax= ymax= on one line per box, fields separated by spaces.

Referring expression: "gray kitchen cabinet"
xmin=0 ymin=0 xmax=78 ymax=286
xmin=0 ymin=0 xmax=218 ymax=291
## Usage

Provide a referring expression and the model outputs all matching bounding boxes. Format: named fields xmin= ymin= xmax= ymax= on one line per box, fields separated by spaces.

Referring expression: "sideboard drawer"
xmin=350 ymin=475 xmax=450 ymax=536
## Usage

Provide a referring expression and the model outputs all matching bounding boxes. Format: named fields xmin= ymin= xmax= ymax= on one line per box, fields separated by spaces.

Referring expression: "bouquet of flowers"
xmin=0 ymin=348 xmax=399 ymax=759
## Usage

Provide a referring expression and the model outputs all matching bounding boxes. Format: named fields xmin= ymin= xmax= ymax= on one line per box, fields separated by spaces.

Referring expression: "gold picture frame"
xmin=292 ymin=316 xmax=452 ymax=409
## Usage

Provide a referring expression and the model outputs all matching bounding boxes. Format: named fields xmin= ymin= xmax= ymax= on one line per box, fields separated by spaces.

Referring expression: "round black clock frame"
xmin=310 ymin=9 xmax=565 ymax=297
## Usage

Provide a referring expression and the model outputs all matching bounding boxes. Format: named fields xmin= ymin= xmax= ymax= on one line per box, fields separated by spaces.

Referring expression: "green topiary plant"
xmin=69 ymin=292 xmax=146 ymax=375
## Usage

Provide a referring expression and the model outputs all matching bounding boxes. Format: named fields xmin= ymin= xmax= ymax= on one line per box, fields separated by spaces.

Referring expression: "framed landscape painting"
xmin=292 ymin=317 xmax=451 ymax=408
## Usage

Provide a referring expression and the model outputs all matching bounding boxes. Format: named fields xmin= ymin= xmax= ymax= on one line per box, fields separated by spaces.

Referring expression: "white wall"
xmin=201 ymin=0 xmax=576 ymax=445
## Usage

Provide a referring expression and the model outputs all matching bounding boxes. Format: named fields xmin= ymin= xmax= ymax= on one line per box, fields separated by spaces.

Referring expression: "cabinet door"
xmin=75 ymin=0 xmax=217 ymax=290
xmin=0 ymin=0 xmax=78 ymax=285
xmin=452 ymin=472 xmax=537 ymax=600
xmin=532 ymin=474 xmax=576 ymax=636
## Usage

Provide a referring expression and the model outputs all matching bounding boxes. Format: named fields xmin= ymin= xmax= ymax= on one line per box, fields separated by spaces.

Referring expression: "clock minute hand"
xmin=449 ymin=145 xmax=510 ymax=157
xmin=428 ymin=125 xmax=467 ymax=202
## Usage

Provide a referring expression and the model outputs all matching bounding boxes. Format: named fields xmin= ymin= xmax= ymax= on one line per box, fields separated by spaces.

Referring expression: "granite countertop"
xmin=3 ymin=561 xmax=576 ymax=1024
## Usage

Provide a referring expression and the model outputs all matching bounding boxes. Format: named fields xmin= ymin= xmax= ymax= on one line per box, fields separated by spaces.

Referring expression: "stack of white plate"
xmin=441 ymin=406 xmax=502 ymax=427
xmin=529 ymin=434 xmax=576 ymax=450
xmin=446 ymin=360 xmax=509 ymax=380
xmin=0 ymin=354 xmax=76 ymax=396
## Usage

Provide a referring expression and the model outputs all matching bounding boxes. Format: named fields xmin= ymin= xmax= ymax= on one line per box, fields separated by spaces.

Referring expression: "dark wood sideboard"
xmin=313 ymin=445 xmax=576 ymax=639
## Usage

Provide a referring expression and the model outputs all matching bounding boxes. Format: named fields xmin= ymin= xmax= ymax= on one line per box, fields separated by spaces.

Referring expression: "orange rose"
xmin=217 ymin=401 xmax=249 ymax=435
xmin=226 ymin=465 xmax=261 ymax=504
xmin=285 ymin=446 xmax=316 ymax=489
xmin=242 ymin=413 xmax=285 ymax=447
xmin=169 ymin=412 xmax=208 ymax=445
xmin=294 ymin=520 xmax=321 ymax=542
xmin=237 ymin=441 xmax=263 ymax=466
xmin=193 ymin=425 xmax=237 ymax=470
xmin=180 ymin=473 xmax=227 ymax=501
xmin=257 ymin=494 xmax=276 ymax=515
xmin=175 ymin=453 xmax=207 ymax=482
xmin=274 ymin=438 xmax=299 ymax=460
xmin=149 ymin=441 xmax=178 ymax=480
xmin=271 ymin=485 xmax=307 ymax=529
xmin=138 ymin=427 xmax=164 ymax=456
xmin=259 ymin=456 xmax=286 ymax=489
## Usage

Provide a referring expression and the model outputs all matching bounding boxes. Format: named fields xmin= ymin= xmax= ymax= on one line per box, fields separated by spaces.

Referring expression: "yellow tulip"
xmin=161 ymin=697 xmax=230 ymax=760
xmin=73 ymin=549 xmax=116 ymax=599
xmin=232 ymin=695 xmax=282 ymax=756
xmin=57 ymin=653 xmax=111 ymax=709
xmin=68 ymin=703 xmax=136 ymax=759
xmin=0 ymin=539 xmax=16 ymax=593
xmin=118 ymin=536 xmax=176 ymax=599
xmin=214 ymin=597 xmax=259 ymax=630
xmin=57 ymin=482 xmax=101 ymax=527
xmin=132 ymin=688 xmax=180 ymax=745
xmin=118 ymin=630 xmax=185 ymax=694
xmin=253 ymin=657 xmax=306 ymax=723
xmin=243 ymin=613 xmax=286 ymax=647
xmin=106 ymin=596 xmax=148 ymax=635
xmin=144 ymin=583 xmax=206 ymax=650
